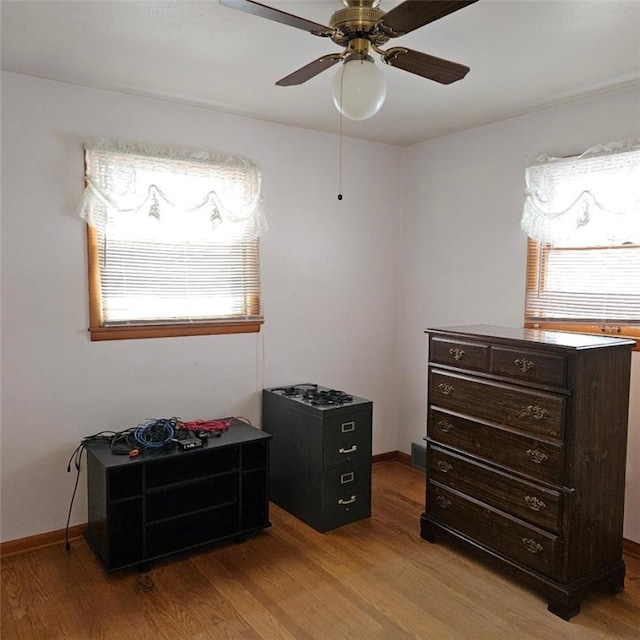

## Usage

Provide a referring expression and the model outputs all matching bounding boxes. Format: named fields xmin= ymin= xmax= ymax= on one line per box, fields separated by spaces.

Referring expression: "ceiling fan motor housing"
xmin=329 ymin=4 xmax=390 ymax=48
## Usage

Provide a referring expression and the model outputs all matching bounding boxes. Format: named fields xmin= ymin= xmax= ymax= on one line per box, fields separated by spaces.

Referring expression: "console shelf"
xmin=85 ymin=420 xmax=271 ymax=572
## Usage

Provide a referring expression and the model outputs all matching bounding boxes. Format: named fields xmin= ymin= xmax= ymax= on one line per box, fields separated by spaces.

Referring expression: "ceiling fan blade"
xmin=219 ymin=0 xmax=332 ymax=36
xmin=382 ymin=47 xmax=470 ymax=84
xmin=276 ymin=54 xmax=343 ymax=86
xmin=380 ymin=1 xmax=479 ymax=37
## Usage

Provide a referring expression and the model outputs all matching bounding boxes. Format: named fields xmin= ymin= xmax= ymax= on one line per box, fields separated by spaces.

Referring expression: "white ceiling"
xmin=2 ymin=0 xmax=640 ymax=147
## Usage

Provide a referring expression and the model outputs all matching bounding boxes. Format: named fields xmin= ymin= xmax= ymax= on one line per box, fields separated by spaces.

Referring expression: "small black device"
xmin=177 ymin=437 xmax=204 ymax=451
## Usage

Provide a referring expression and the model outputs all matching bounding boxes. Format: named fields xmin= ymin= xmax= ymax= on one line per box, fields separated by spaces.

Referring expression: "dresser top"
xmin=426 ymin=324 xmax=636 ymax=351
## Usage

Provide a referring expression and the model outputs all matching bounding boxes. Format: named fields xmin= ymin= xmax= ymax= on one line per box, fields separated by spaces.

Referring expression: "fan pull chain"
xmin=337 ymin=69 xmax=344 ymax=201
xmin=338 ymin=112 xmax=343 ymax=201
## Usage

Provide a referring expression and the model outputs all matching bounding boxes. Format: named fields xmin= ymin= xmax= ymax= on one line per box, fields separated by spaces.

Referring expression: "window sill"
xmin=89 ymin=321 xmax=262 ymax=341
xmin=524 ymin=322 xmax=640 ymax=352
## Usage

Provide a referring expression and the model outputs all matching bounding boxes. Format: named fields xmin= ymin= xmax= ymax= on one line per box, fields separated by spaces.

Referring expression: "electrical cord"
xmin=134 ymin=418 xmax=176 ymax=449
xmin=176 ymin=416 xmax=251 ymax=435
xmin=64 ymin=431 xmax=117 ymax=552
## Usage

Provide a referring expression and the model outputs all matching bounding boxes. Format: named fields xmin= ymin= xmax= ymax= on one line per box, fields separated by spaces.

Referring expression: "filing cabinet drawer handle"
xmin=338 ymin=495 xmax=356 ymax=505
xmin=436 ymin=495 xmax=452 ymax=509
xmin=514 ymin=358 xmax=536 ymax=373
xmin=526 ymin=448 xmax=549 ymax=465
xmin=517 ymin=404 xmax=549 ymax=421
xmin=438 ymin=383 xmax=454 ymax=395
xmin=436 ymin=460 xmax=453 ymax=473
xmin=522 ymin=537 xmax=544 ymax=554
xmin=341 ymin=421 xmax=355 ymax=433
xmin=524 ymin=496 xmax=547 ymax=511
xmin=437 ymin=420 xmax=454 ymax=433
xmin=448 ymin=347 xmax=465 ymax=360
xmin=339 ymin=445 xmax=358 ymax=454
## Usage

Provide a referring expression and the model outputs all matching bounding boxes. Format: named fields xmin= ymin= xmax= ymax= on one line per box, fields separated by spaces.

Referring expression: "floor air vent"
xmin=410 ymin=442 xmax=426 ymax=472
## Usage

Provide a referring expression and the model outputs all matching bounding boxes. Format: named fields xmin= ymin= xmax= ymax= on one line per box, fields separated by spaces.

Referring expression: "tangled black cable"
xmin=65 ymin=430 xmax=117 ymax=552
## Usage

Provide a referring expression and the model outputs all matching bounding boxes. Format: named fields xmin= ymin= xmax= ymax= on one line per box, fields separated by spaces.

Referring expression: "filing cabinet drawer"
xmin=430 ymin=337 xmax=489 ymax=372
xmin=430 ymin=369 xmax=564 ymax=439
xmin=428 ymin=408 xmax=563 ymax=485
xmin=428 ymin=445 xmax=562 ymax=532
xmin=490 ymin=346 xmax=567 ymax=388
xmin=428 ymin=482 xmax=561 ymax=579
xmin=323 ymin=411 xmax=372 ymax=468
xmin=321 ymin=461 xmax=372 ymax=531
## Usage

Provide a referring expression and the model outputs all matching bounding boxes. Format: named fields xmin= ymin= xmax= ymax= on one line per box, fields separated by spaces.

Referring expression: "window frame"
xmin=524 ymin=237 xmax=639 ymax=351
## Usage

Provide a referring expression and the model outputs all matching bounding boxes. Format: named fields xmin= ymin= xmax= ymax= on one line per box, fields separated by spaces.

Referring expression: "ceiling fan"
xmin=219 ymin=0 xmax=479 ymax=120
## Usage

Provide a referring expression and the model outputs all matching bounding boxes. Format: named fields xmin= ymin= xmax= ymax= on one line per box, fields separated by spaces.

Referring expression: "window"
xmin=78 ymin=139 xmax=266 ymax=341
xmin=521 ymin=139 xmax=640 ymax=348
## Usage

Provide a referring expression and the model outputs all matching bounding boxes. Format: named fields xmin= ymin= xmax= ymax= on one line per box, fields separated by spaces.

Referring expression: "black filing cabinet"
xmin=262 ymin=384 xmax=373 ymax=532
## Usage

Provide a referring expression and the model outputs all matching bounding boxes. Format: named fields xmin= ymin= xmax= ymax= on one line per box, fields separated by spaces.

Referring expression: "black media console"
xmin=85 ymin=420 xmax=271 ymax=572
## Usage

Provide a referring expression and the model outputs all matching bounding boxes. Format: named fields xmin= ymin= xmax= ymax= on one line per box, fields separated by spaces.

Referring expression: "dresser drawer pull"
xmin=522 ymin=537 xmax=544 ymax=554
xmin=514 ymin=358 xmax=536 ymax=373
xmin=524 ymin=496 xmax=547 ymax=511
xmin=437 ymin=420 xmax=454 ymax=433
xmin=341 ymin=421 xmax=355 ymax=433
xmin=438 ymin=383 xmax=454 ymax=395
xmin=338 ymin=495 xmax=356 ymax=505
xmin=339 ymin=445 xmax=358 ymax=455
xmin=436 ymin=460 xmax=453 ymax=473
xmin=526 ymin=449 xmax=549 ymax=464
xmin=436 ymin=495 xmax=452 ymax=509
xmin=448 ymin=347 xmax=465 ymax=360
xmin=517 ymin=404 xmax=549 ymax=421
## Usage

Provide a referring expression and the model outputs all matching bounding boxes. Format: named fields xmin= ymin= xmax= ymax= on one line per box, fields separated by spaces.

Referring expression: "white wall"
xmin=2 ymin=71 xmax=638 ymax=545
xmin=396 ymin=85 xmax=640 ymax=542
xmin=0 ymin=72 xmax=401 ymax=542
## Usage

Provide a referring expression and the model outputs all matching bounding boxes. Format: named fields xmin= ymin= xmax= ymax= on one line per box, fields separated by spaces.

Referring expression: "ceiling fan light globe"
xmin=331 ymin=58 xmax=386 ymax=121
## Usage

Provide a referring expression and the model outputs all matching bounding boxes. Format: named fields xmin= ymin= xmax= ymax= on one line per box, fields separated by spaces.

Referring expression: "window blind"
xmin=97 ymin=232 xmax=261 ymax=325
xmin=525 ymin=239 xmax=640 ymax=328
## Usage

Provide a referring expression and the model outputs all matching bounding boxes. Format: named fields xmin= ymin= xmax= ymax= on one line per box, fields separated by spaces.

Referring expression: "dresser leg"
xmin=602 ymin=564 xmax=625 ymax=594
xmin=547 ymin=593 xmax=581 ymax=620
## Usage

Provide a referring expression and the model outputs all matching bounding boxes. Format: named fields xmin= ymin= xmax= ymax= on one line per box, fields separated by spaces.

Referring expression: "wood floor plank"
xmin=1 ymin=461 xmax=639 ymax=639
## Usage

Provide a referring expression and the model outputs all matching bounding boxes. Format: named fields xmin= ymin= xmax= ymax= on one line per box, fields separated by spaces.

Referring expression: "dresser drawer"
xmin=428 ymin=445 xmax=562 ymax=532
xmin=428 ymin=409 xmax=563 ymax=485
xmin=430 ymin=370 xmax=565 ymax=439
xmin=323 ymin=411 xmax=372 ymax=468
xmin=428 ymin=482 xmax=561 ymax=579
xmin=430 ymin=337 xmax=489 ymax=372
xmin=490 ymin=346 xmax=567 ymax=388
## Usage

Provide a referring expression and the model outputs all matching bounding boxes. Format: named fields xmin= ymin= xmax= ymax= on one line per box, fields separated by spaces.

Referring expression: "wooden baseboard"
xmin=624 ymin=538 xmax=640 ymax=559
xmin=0 ymin=524 xmax=87 ymax=558
xmin=372 ymin=450 xmax=412 ymax=465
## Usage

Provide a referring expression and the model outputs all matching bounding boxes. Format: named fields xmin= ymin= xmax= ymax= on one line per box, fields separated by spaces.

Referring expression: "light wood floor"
xmin=2 ymin=461 xmax=639 ymax=639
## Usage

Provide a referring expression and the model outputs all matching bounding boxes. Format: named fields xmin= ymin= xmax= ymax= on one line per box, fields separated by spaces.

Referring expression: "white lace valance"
xmin=77 ymin=138 xmax=267 ymax=242
xmin=520 ymin=138 xmax=640 ymax=245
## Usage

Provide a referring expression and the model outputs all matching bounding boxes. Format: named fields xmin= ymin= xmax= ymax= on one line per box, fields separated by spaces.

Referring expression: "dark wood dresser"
xmin=421 ymin=325 xmax=634 ymax=619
